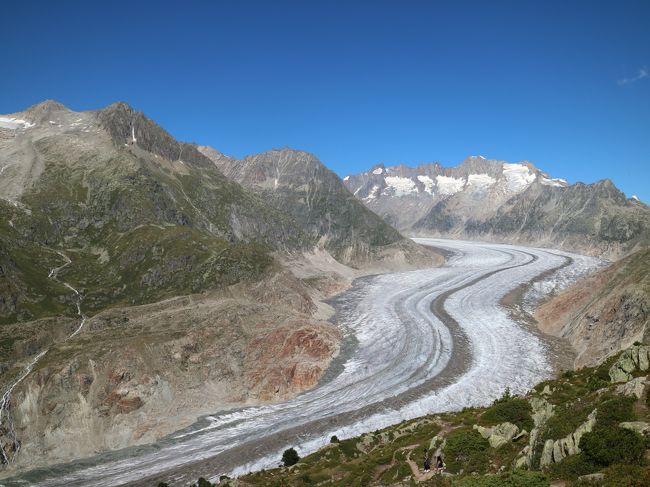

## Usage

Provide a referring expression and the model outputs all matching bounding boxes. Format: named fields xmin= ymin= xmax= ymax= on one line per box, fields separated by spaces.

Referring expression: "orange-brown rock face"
xmin=536 ymin=248 xmax=649 ymax=367
xmin=245 ymin=324 xmax=341 ymax=401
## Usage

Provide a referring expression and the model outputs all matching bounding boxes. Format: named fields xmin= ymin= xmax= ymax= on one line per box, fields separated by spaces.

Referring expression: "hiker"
xmin=423 ymin=457 xmax=431 ymax=472
xmin=434 ymin=455 xmax=445 ymax=473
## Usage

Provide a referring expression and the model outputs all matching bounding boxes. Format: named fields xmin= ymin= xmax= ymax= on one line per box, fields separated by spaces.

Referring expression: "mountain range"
xmin=344 ymin=157 xmax=650 ymax=259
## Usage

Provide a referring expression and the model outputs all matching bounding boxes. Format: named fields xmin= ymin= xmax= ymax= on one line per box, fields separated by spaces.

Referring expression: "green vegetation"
xmin=581 ymin=427 xmax=645 ymax=466
xmin=481 ymin=389 xmax=534 ymax=431
xmin=443 ymin=429 xmax=490 ymax=474
xmin=282 ymin=447 xmax=300 ymax=467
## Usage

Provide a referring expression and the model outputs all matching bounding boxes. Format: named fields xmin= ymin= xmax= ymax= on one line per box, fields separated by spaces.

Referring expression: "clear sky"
xmin=2 ymin=1 xmax=649 ymax=201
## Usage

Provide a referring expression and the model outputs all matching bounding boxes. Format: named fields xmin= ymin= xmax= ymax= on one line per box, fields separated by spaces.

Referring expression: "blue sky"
xmin=2 ymin=1 xmax=649 ymax=201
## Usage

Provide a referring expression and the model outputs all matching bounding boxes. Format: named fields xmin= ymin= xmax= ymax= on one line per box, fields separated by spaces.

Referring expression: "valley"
xmin=1 ymin=239 xmax=602 ymax=486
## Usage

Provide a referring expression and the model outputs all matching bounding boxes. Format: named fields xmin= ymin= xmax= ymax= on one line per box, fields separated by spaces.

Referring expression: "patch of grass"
xmin=545 ymin=453 xmax=599 ymax=480
xmin=453 ymin=470 xmax=550 ymax=487
xmin=481 ymin=396 xmax=534 ymax=431
xmin=443 ymin=428 xmax=490 ymax=474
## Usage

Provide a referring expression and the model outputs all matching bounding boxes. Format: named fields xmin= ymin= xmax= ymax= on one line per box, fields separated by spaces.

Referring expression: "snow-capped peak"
xmin=0 ymin=116 xmax=35 ymax=130
xmin=372 ymin=167 xmax=384 ymax=175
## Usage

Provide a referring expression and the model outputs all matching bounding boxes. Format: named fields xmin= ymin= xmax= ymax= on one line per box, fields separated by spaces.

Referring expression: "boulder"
xmin=616 ymin=377 xmax=647 ymax=399
xmin=619 ymin=421 xmax=650 ymax=435
xmin=473 ymin=422 xmax=520 ymax=449
xmin=540 ymin=439 xmax=555 ymax=467
xmin=609 ymin=345 xmax=650 ymax=383
xmin=578 ymin=472 xmax=605 ymax=483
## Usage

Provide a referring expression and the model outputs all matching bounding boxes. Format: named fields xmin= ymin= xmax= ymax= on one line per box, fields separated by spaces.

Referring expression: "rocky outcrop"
xmin=608 ymin=345 xmax=650 ymax=383
xmin=515 ymin=397 xmax=555 ymax=469
xmin=474 ymin=422 xmax=523 ymax=448
xmin=536 ymin=250 xmax=650 ymax=368
xmin=619 ymin=421 xmax=650 ymax=435
xmin=539 ymin=409 xmax=597 ymax=467
xmin=616 ymin=377 xmax=648 ymax=398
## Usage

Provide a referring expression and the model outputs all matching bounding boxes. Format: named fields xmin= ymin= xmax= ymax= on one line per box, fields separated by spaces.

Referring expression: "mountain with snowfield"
xmin=344 ymin=156 xmax=649 ymax=259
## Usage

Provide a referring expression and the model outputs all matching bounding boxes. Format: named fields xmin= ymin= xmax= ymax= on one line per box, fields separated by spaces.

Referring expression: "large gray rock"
xmin=619 ymin=421 xmax=650 ymax=435
xmin=515 ymin=397 xmax=556 ymax=469
xmin=609 ymin=345 xmax=650 ymax=383
xmin=540 ymin=409 xmax=597 ymax=467
xmin=616 ymin=377 xmax=648 ymax=399
xmin=530 ymin=397 xmax=555 ymax=427
xmin=474 ymin=422 xmax=520 ymax=449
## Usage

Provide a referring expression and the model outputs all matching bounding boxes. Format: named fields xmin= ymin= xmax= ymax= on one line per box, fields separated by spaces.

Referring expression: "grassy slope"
xmin=231 ymin=347 xmax=650 ymax=487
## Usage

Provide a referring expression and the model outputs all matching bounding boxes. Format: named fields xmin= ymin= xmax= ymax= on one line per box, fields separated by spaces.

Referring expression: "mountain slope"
xmin=344 ymin=157 xmax=650 ymax=259
xmin=0 ymin=101 xmax=438 ymax=471
xmin=199 ymin=146 xmax=432 ymax=267
xmin=536 ymin=248 xmax=650 ymax=368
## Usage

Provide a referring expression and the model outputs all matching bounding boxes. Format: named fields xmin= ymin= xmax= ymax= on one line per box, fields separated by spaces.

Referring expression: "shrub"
xmin=482 ymin=397 xmax=534 ymax=431
xmin=330 ymin=435 xmax=340 ymax=443
xmin=580 ymin=427 xmax=645 ymax=466
xmin=282 ymin=447 xmax=300 ymax=467
xmin=443 ymin=429 xmax=490 ymax=474
xmin=600 ymin=464 xmax=650 ymax=486
xmin=454 ymin=470 xmax=549 ymax=486
xmin=597 ymin=397 xmax=636 ymax=427
xmin=545 ymin=453 xmax=598 ymax=480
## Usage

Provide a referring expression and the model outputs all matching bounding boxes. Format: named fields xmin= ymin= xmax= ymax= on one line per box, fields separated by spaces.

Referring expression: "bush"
xmin=482 ymin=397 xmax=534 ymax=431
xmin=454 ymin=470 xmax=549 ymax=487
xmin=580 ymin=427 xmax=645 ymax=466
xmin=600 ymin=464 xmax=650 ymax=486
xmin=545 ymin=453 xmax=598 ymax=480
xmin=597 ymin=397 xmax=636 ymax=427
xmin=443 ymin=429 xmax=490 ymax=474
xmin=282 ymin=447 xmax=300 ymax=467
xmin=330 ymin=435 xmax=339 ymax=443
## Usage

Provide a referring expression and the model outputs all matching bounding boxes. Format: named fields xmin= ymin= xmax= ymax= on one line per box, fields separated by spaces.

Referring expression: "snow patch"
xmin=632 ymin=195 xmax=640 ymax=202
xmin=364 ymin=185 xmax=381 ymax=201
xmin=417 ymin=175 xmax=435 ymax=195
xmin=436 ymin=175 xmax=465 ymax=196
xmin=502 ymin=163 xmax=536 ymax=192
xmin=0 ymin=117 xmax=35 ymax=130
xmin=467 ymin=173 xmax=496 ymax=191
xmin=372 ymin=167 xmax=384 ymax=175
xmin=343 ymin=176 xmax=350 ymax=181
xmin=384 ymin=176 xmax=417 ymax=196
xmin=540 ymin=176 xmax=566 ymax=187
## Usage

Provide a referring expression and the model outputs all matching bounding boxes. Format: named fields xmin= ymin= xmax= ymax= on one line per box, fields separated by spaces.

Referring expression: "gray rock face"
xmin=540 ymin=409 xmax=597 ymax=466
xmin=516 ymin=397 xmax=555 ymax=469
xmin=344 ymin=157 xmax=650 ymax=259
xmin=609 ymin=345 xmax=650 ymax=383
xmin=474 ymin=422 xmax=521 ymax=448
xmin=619 ymin=421 xmax=650 ymax=435
xmin=616 ymin=377 xmax=648 ymax=399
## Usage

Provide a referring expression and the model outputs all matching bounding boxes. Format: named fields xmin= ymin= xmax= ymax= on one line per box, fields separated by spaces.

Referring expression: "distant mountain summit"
xmin=344 ymin=156 xmax=649 ymax=258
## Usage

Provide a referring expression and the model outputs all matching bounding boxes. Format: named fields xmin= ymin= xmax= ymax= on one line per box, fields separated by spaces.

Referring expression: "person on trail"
xmin=423 ymin=457 xmax=431 ymax=472
xmin=434 ymin=455 xmax=445 ymax=473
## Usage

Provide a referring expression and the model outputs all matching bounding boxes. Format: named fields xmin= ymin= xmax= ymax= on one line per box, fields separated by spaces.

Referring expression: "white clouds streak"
xmin=618 ymin=67 xmax=648 ymax=86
